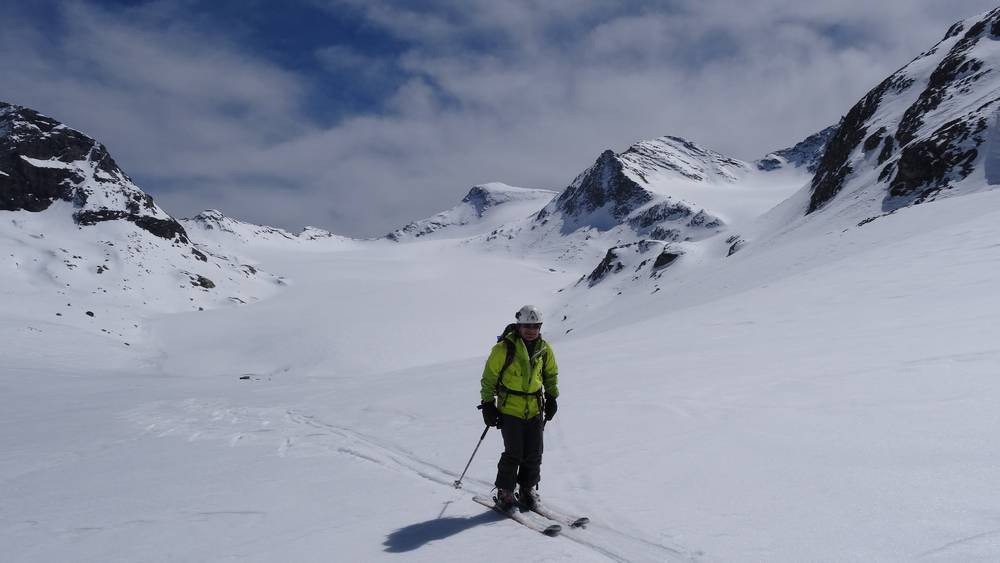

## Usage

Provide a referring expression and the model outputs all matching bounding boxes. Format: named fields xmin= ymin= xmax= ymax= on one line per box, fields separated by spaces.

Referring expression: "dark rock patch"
xmin=548 ymin=150 xmax=653 ymax=228
xmin=586 ymin=247 xmax=626 ymax=286
xmin=897 ymin=19 xmax=992 ymax=147
xmin=190 ymin=274 xmax=215 ymax=289
xmin=74 ymin=209 xmax=190 ymax=243
xmin=877 ymin=135 xmax=895 ymax=166
xmin=726 ymin=235 xmax=745 ymax=256
xmin=864 ymin=127 xmax=887 ymax=152
xmin=652 ymin=250 xmax=680 ymax=269
xmin=649 ymin=227 xmax=681 ymax=241
xmin=808 ymin=75 xmax=898 ymax=213
xmin=885 ymin=115 xmax=988 ymax=209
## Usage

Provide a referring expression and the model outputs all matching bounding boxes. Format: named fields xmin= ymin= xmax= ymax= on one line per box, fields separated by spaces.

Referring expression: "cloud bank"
xmin=2 ymin=0 xmax=996 ymax=236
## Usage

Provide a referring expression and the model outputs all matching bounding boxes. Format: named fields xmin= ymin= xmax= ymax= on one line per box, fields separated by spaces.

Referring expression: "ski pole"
xmin=453 ymin=425 xmax=490 ymax=489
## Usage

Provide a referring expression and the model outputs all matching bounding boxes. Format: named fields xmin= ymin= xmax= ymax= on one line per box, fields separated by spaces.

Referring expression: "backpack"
xmin=494 ymin=323 xmax=518 ymax=390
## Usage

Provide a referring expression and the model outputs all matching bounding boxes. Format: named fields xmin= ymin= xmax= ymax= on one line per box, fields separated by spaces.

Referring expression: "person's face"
xmin=517 ymin=323 xmax=541 ymax=341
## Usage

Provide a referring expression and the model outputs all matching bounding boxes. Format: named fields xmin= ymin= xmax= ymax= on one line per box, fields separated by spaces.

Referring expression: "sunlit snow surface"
xmin=5 ymin=174 xmax=1000 ymax=561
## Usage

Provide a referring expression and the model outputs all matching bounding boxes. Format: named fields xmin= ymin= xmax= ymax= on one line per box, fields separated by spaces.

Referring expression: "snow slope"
xmin=7 ymin=186 xmax=1000 ymax=561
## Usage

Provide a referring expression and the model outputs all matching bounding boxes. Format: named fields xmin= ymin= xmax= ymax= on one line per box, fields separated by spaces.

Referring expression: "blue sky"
xmin=3 ymin=0 xmax=998 ymax=236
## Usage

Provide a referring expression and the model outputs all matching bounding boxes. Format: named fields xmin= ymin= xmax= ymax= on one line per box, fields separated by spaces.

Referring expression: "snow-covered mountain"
xmin=755 ymin=125 xmax=838 ymax=172
xmin=806 ymin=8 xmax=1000 ymax=224
xmin=476 ymin=134 xmax=807 ymax=285
xmin=385 ymin=182 xmax=556 ymax=241
xmin=0 ymin=102 xmax=281 ymax=340
xmin=181 ymin=209 xmax=356 ymax=256
xmin=0 ymin=102 xmax=186 ymax=239
xmin=535 ymin=138 xmax=737 ymax=240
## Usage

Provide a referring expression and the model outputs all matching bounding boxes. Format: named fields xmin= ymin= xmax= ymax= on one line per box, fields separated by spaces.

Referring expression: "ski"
xmin=472 ymin=495 xmax=561 ymax=537
xmin=528 ymin=503 xmax=590 ymax=528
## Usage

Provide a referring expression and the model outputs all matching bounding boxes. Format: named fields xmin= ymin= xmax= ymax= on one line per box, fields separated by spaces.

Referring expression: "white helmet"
xmin=515 ymin=304 xmax=543 ymax=324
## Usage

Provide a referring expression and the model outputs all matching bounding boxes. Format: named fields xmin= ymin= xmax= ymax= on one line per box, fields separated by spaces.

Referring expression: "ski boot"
xmin=518 ymin=486 xmax=540 ymax=510
xmin=495 ymin=488 xmax=516 ymax=511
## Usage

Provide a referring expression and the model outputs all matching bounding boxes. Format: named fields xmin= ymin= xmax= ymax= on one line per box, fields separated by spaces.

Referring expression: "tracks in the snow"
xmin=127 ymin=400 xmax=697 ymax=561
xmin=284 ymin=409 xmax=698 ymax=562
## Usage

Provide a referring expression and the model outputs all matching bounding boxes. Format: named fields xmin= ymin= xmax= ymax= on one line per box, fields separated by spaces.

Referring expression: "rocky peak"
xmin=539 ymin=149 xmax=652 ymax=228
xmin=0 ymin=101 xmax=188 ymax=242
xmin=535 ymin=139 xmax=727 ymax=240
xmin=619 ymin=136 xmax=750 ymax=184
xmin=460 ymin=183 xmax=523 ymax=217
xmin=756 ymin=125 xmax=838 ymax=172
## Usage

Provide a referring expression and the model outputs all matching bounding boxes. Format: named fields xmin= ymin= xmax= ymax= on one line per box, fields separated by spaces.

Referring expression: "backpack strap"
xmin=495 ymin=338 xmax=515 ymax=396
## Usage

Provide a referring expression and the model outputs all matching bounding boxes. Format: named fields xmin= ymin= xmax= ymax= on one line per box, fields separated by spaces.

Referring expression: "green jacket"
xmin=480 ymin=332 xmax=559 ymax=420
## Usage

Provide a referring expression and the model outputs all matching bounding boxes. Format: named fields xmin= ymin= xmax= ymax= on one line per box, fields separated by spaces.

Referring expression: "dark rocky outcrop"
xmin=0 ymin=101 xmax=189 ymax=241
xmin=652 ymin=249 xmax=680 ymax=269
xmin=887 ymin=115 xmax=990 ymax=207
xmin=536 ymin=143 xmax=726 ymax=242
xmin=540 ymin=150 xmax=653 ymax=228
xmin=801 ymin=8 xmax=1000 ymax=221
xmin=807 ymin=75 xmax=903 ymax=213
xmin=586 ymin=246 xmax=627 ymax=285
xmin=583 ymin=240 xmax=682 ymax=287
xmin=895 ymin=16 xmax=996 ymax=147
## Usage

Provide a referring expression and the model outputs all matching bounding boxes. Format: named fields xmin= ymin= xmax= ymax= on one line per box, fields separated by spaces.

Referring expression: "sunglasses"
xmin=519 ymin=323 xmax=542 ymax=330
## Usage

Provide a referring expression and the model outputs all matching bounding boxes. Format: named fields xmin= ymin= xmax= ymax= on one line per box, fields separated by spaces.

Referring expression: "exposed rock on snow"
xmin=0 ymin=102 xmax=282 ymax=338
xmin=0 ymin=102 xmax=189 ymax=242
xmin=582 ymin=240 xmax=683 ymax=287
xmin=806 ymin=8 xmax=1000 ymax=216
xmin=535 ymin=138 xmax=729 ymax=241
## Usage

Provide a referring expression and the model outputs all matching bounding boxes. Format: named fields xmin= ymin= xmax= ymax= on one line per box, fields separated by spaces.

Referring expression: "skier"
xmin=479 ymin=304 xmax=559 ymax=511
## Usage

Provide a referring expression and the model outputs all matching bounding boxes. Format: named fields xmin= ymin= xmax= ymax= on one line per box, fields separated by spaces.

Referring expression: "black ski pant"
xmin=495 ymin=413 xmax=544 ymax=491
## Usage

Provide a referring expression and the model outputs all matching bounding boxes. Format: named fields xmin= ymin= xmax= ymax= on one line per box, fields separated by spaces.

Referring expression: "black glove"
xmin=479 ymin=401 xmax=500 ymax=427
xmin=544 ymin=394 xmax=558 ymax=421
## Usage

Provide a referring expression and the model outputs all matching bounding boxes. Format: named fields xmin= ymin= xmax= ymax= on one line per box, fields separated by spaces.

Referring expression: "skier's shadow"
xmin=383 ymin=510 xmax=503 ymax=553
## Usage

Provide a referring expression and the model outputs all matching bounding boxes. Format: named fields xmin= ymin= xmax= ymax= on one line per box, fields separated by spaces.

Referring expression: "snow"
xmin=19 ymin=154 xmax=74 ymax=169
xmin=6 ymin=179 xmax=1000 ymax=561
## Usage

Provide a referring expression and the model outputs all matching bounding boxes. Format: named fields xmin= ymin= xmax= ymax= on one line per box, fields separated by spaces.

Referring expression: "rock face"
xmin=582 ymin=240 xmax=683 ymax=287
xmin=756 ymin=125 xmax=838 ymax=172
xmin=0 ymin=102 xmax=188 ymax=241
xmin=535 ymin=137 xmax=729 ymax=241
xmin=806 ymin=8 xmax=1000 ymax=216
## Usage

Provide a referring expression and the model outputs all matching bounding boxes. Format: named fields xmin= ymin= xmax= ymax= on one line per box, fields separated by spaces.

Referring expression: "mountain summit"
xmin=534 ymin=137 xmax=735 ymax=242
xmin=0 ymin=102 xmax=188 ymax=242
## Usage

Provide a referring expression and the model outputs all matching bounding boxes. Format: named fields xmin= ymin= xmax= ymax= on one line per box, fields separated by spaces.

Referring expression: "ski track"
xmin=914 ymin=527 xmax=1000 ymax=559
xmin=287 ymin=410 xmax=698 ymax=562
xmin=125 ymin=400 xmax=697 ymax=561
